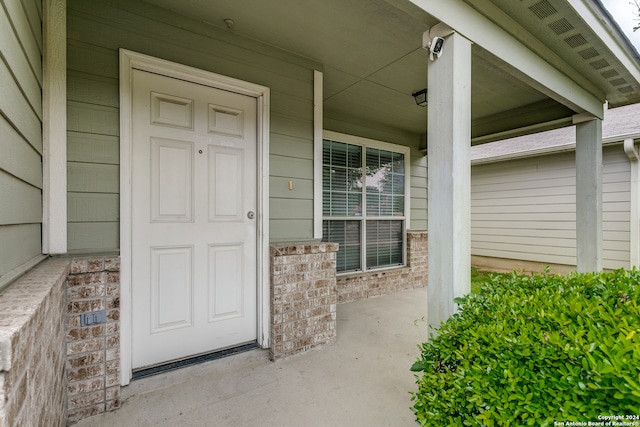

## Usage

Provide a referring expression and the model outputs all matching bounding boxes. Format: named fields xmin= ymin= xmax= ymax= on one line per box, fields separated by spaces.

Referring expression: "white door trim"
xmin=119 ymin=49 xmax=270 ymax=385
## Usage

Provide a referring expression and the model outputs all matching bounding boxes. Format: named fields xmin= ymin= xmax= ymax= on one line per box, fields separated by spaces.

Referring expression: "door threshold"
xmin=132 ymin=342 xmax=260 ymax=380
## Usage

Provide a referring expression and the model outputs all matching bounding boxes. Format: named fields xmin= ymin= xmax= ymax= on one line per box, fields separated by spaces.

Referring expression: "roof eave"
xmin=471 ymin=132 xmax=640 ymax=165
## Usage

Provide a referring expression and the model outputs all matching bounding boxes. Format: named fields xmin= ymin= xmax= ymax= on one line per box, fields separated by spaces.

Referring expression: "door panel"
xmin=208 ymin=104 xmax=244 ymax=137
xmin=131 ymin=69 xmax=258 ymax=369
xmin=208 ymin=244 xmax=244 ymax=321
xmin=151 ymin=138 xmax=193 ymax=222
xmin=151 ymin=92 xmax=194 ymax=129
xmin=209 ymin=146 xmax=244 ymax=221
xmin=150 ymin=246 xmax=193 ymax=333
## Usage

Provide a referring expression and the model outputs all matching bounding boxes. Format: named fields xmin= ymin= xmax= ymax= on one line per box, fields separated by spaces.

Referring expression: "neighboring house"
xmin=470 ymin=103 xmax=640 ymax=272
xmin=1 ymin=0 xmax=640 ymax=424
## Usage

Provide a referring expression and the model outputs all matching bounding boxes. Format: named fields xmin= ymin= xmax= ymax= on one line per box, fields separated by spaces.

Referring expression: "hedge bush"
xmin=411 ymin=269 xmax=640 ymax=426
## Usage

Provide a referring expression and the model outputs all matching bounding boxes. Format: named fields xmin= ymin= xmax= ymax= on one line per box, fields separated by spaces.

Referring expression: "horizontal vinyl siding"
xmin=471 ymin=146 xmax=631 ymax=270
xmin=601 ymin=147 xmax=631 ymax=268
xmin=0 ymin=0 xmax=43 ymax=279
xmin=67 ymin=0 xmax=319 ymax=249
xmin=410 ymin=147 xmax=427 ymax=230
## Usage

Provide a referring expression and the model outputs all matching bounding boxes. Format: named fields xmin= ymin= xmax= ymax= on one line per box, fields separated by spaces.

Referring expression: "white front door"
xmin=131 ymin=69 xmax=258 ymax=369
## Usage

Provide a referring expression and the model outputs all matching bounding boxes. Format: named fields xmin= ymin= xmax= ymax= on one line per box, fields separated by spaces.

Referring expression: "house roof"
xmin=471 ymin=103 xmax=640 ymax=164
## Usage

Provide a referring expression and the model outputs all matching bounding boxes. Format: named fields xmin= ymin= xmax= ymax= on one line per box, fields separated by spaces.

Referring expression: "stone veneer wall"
xmin=66 ymin=257 xmax=121 ymax=424
xmin=269 ymin=243 xmax=339 ymax=360
xmin=336 ymin=231 xmax=428 ymax=304
xmin=0 ymin=258 xmax=69 ymax=427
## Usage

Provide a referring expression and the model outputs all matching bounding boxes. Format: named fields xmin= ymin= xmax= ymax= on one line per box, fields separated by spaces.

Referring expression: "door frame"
xmin=119 ymin=49 xmax=270 ymax=385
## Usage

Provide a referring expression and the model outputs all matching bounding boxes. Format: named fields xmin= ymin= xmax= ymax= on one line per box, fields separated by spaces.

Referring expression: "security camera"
xmin=429 ymin=36 xmax=445 ymax=61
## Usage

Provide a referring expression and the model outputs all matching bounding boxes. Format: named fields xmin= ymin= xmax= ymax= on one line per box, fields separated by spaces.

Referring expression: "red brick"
xmin=67 ymin=325 xmax=105 ymax=341
xmin=68 ymin=351 xmax=105 ymax=368
xmin=106 ymin=398 xmax=121 ymax=411
xmin=68 ymin=378 xmax=104 ymax=395
xmin=67 ymin=365 xmax=105 ymax=382
xmin=66 ymin=299 xmax=104 ymax=314
xmin=67 ymin=338 xmax=105 ymax=355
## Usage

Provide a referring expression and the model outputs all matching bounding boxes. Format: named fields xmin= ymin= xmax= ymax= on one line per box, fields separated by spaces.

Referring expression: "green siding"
xmin=68 ymin=222 xmax=119 ymax=253
xmin=67 ymin=133 xmax=119 ymax=165
xmin=68 ymin=193 xmax=119 ymax=222
xmin=67 ymin=70 xmax=118 ymax=107
xmin=0 ymin=116 xmax=42 ymax=188
xmin=0 ymin=0 xmax=43 ymax=280
xmin=410 ymin=147 xmax=428 ymax=231
xmin=270 ymin=220 xmax=315 ymax=241
xmin=0 ymin=224 xmax=42 ymax=279
xmin=270 ymin=177 xmax=315 ymax=200
xmin=67 ymin=0 xmax=320 ymax=251
xmin=0 ymin=170 xmax=42 ymax=225
xmin=271 ymin=135 xmax=314 ymax=159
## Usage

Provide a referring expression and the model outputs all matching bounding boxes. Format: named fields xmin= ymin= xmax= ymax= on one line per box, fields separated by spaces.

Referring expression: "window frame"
xmin=322 ymin=130 xmax=410 ymax=275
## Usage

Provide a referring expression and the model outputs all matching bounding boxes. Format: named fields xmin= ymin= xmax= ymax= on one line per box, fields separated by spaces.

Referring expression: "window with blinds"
xmin=322 ymin=136 xmax=407 ymax=273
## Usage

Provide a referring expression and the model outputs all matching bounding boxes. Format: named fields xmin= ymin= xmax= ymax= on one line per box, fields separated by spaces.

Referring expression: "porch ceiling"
xmin=141 ymin=0 xmax=639 ymax=143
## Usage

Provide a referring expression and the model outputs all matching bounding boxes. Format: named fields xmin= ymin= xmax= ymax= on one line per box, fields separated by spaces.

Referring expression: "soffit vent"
xmin=578 ymin=47 xmax=599 ymax=59
xmin=529 ymin=0 xmax=557 ymax=19
xmin=526 ymin=1 xmax=632 ymax=100
xmin=564 ymin=34 xmax=588 ymax=48
xmin=610 ymin=77 xmax=627 ymax=86
xmin=590 ymin=59 xmax=610 ymax=70
xmin=548 ymin=18 xmax=574 ymax=35
xmin=601 ymin=69 xmax=619 ymax=79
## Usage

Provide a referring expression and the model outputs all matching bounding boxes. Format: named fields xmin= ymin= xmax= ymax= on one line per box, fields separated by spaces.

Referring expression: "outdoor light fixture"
xmin=412 ymin=89 xmax=428 ymax=107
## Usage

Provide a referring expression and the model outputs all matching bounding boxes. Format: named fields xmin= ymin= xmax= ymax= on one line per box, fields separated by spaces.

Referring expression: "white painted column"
xmin=575 ymin=117 xmax=603 ymax=272
xmin=623 ymin=138 xmax=639 ymax=268
xmin=43 ymin=0 xmax=67 ymax=254
xmin=427 ymin=32 xmax=472 ymax=329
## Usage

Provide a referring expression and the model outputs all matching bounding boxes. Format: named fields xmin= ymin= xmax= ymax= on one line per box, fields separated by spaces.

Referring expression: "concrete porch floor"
xmin=73 ymin=287 xmax=428 ymax=427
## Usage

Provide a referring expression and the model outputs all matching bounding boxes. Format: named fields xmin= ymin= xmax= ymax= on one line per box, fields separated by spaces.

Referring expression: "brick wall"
xmin=66 ymin=257 xmax=121 ymax=423
xmin=269 ymin=243 xmax=339 ymax=360
xmin=336 ymin=231 xmax=427 ymax=304
xmin=0 ymin=258 xmax=69 ymax=427
xmin=1 ymin=234 xmax=425 ymax=425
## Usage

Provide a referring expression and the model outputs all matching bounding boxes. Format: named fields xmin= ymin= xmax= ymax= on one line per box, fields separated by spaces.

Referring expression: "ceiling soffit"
xmin=467 ymin=0 xmax=640 ymax=106
xmin=141 ymin=0 xmax=431 ymax=80
xmin=139 ymin=0 xmax=596 ymax=140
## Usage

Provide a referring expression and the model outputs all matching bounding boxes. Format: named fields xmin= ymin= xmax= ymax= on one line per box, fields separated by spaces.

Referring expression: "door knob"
xmin=247 ymin=211 xmax=255 ymax=219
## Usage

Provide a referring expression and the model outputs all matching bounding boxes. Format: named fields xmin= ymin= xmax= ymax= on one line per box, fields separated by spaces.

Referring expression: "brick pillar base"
xmin=335 ymin=231 xmax=428 ymax=303
xmin=66 ymin=257 xmax=121 ymax=423
xmin=269 ymin=243 xmax=339 ymax=360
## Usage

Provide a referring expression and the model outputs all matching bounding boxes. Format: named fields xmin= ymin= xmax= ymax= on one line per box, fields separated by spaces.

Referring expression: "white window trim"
xmin=313 ymin=71 xmax=323 ymax=239
xmin=321 ymin=130 xmax=411 ymax=274
xmin=119 ymin=49 xmax=270 ymax=385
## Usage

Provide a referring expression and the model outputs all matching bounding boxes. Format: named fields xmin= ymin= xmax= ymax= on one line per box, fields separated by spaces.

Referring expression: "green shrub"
xmin=411 ymin=269 xmax=640 ymax=426
xmin=470 ymin=268 xmax=503 ymax=294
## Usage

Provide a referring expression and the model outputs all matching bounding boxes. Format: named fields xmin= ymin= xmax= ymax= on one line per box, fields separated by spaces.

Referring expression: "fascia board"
xmin=567 ymin=0 xmax=640 ymax=85
xmin=471 ymin=133 xmax=640 ymax=165
xmin=407 ymin=0 xmax=605 ymax=118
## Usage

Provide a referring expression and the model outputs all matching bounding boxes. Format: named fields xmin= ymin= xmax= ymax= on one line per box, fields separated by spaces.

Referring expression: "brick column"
xmin=269 ymin=243 xmax=339 ymax=360
xmin=407 ymin=231 xmax=428 ymax=285
xmin=66 ymin=257 xmax=121 ymax=423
